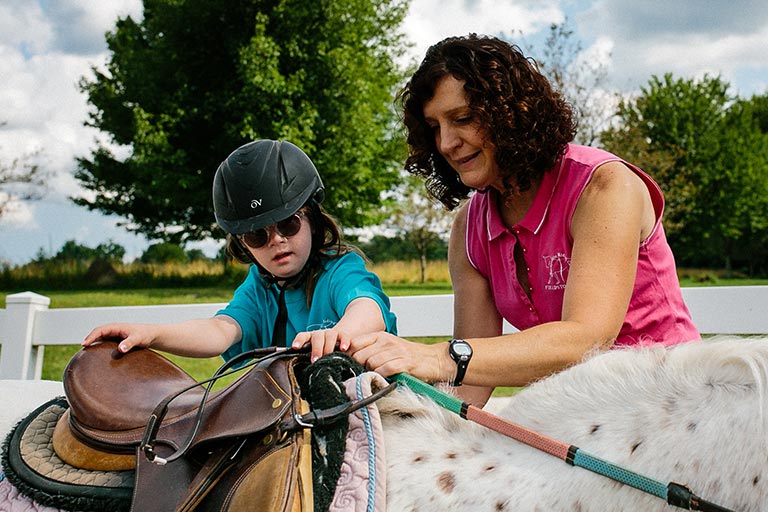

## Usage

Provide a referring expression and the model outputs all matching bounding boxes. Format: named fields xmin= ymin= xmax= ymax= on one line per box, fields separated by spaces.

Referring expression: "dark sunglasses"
xmin=239 ymin=211 xmax=305 ymax=249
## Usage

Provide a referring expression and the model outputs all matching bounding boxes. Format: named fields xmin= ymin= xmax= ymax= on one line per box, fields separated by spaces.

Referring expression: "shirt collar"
xmin=484 ymin=156 xmax=564 ymax=239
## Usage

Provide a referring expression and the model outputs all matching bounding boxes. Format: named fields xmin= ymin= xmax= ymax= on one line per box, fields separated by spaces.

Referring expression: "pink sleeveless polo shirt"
xmin=465 ymin=144 xmax=699 ymax=347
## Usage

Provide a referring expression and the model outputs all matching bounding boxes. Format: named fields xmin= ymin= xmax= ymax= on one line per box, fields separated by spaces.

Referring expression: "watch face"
xmin=451 ymin=341 xmax=472 ymax=356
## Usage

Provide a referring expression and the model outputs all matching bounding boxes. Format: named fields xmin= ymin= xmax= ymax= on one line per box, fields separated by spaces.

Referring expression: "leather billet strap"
xmin=278 ymin=381 xmax=397 ymax=434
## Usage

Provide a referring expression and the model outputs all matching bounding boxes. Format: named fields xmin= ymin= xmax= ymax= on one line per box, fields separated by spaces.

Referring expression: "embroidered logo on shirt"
xmin=543 ymin=252 xmax=570 ymax=290
xmin=307 ymin=319 xmax=337 ymax=331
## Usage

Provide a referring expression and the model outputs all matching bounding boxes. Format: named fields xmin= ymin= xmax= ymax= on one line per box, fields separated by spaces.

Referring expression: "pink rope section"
xmin=466 ymin=405 xmax=571 ymax=460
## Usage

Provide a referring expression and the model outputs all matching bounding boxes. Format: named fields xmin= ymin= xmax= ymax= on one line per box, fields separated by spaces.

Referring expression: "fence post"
xmin=0 ymin=292 xmax=51 ymax=379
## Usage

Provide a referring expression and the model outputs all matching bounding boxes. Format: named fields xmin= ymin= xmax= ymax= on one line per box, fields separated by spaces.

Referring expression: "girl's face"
xmin=423 ymin=75 xmax=502 ymax=191
xmin=241 ymin=211 xmax=313 ymax=281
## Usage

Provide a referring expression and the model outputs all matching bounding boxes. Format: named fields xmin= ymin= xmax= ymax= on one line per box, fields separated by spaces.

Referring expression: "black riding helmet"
xmin=213 ymin=140 xmax=325 ymax=234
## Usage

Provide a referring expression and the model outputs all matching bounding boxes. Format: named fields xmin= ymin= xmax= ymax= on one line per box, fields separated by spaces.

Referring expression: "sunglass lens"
xmin=276 ymin=215 xmax=302 ymax=237
xmin=242 ymin=230 xmax=269 ymax=248
xmin=241 ymin=214 xmax=302 ymax=248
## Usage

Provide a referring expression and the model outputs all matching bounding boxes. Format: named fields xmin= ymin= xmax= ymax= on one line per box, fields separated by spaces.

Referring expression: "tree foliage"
xmin=355 ymin=234 xmax=447 ymax=263
xmin=601 ymin=74 xmax=768 ymax=274
xmin=0 ymin=122 xmax=47 ymax=219
xmin=74 ymin=0 xmax=410 ymax=244
xmin=140 ymin=242 xmax=188 ymax=263
xmin=379 ymin=174 xmax=455 ymax=282
xmin=34 ymin=239 xmax=126 ymax=263
xmin=533 ymin=20 xmax=614 ymax=146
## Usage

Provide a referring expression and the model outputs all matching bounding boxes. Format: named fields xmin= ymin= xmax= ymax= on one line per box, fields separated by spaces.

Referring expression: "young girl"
xmin=83 ymin=140 xmax=397 ymax=363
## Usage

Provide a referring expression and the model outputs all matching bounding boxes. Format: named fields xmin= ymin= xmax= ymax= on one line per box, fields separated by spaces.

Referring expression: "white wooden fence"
xmin=1 ymin=286 xmax=768 ymax=379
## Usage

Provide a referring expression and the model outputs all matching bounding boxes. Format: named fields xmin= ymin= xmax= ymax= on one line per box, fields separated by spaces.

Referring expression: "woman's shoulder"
xmin=564 ymin=143 xmax=617 ymax=161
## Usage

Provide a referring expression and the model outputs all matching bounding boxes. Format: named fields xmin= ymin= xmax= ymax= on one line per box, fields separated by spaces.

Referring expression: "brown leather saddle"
xmin=49 ymin=342 xmax=395 ymax=512
xmin=60 ymin=342 xmax=314 ymax=512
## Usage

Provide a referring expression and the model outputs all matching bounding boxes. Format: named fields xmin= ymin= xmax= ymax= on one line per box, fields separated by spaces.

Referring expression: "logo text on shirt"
xmin=543 ymin=252 xmax=570 ymax=290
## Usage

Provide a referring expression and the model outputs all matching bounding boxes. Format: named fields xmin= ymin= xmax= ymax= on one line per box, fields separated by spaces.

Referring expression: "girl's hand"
xmin=82 ymin=323 xmax=157 ymax=353
xmin=292 ymin=328 xmax=351 ymax=362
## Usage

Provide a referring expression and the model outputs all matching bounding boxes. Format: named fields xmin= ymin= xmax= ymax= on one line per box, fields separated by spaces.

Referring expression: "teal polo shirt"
xmin=217 ymin=251 xmax=397 ymax=362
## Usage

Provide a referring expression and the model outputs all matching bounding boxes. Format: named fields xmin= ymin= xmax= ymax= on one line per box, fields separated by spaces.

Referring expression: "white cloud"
xmin=0 ymin=1 xmax=53 ymax=55
xmin=577 ymin=0 xmax=768 ymax=93
xmin=403 ymin=0 xmax=564 ymax=64
xmin=0 ymin=0 xmax=143 ymax=56
xmin=0 ymin=195 xmax=37 ymax=228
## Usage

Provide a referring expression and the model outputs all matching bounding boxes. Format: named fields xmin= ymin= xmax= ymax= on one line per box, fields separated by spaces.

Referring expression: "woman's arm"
xmin=448 ymin=202 xmax=504 ymax=405
xmin=349 ymin=162 xmax=655 ymax=388
xmin=451 ymin=161 xmax=656 ymax=386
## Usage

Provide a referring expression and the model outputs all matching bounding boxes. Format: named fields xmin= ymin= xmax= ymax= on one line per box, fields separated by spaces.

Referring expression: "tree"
xmin=75 ymin=0 xmax=410 ymax=244
xmin=185 ymin=248 xmax=210 ymax=262
xmin=0 ymin=122 xmax=47 ymax=219
xmin=356 ymin=234 xmax=448 ymax=262
xmin=140 ymin=242 xmax=188 ymax=264
xmin=601 ymin=74 xmax=768 ymax=274
xmin=55 ymin=240 xmax=98 ymax=261
xmin=382 ymin=175 xmax=455 ymax=283
xmin=42 ymin=240 xmax=126 ymax=263
xmin=534 ymin=20 xmax=614 ymax=146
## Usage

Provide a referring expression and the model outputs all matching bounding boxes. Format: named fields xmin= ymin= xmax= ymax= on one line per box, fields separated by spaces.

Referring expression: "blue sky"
xmin=1 ymin=0 xmax=767 ymax=264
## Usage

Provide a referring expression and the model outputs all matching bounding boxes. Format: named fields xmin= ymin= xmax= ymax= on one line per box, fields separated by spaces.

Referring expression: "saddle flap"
xmin=63 ymin=342 xmax=302 ymax=458
xmin=148 ymin=354 xmax=298 ymax=454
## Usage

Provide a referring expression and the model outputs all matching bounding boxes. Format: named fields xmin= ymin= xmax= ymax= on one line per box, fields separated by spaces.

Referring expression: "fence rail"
xmin=2 ymin=286 xmax=767 ymax=379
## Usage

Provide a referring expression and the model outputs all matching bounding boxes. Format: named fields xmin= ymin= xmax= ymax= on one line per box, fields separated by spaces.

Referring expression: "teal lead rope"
xmin=391 ymin=373 xmax=734 ymax=512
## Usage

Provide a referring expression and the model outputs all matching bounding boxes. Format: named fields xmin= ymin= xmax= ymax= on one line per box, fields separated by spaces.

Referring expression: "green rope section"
xmin=390 ymin=373 xmax=464 ymax=416
xmin=572 ymin=449 xmax=667 ymax=499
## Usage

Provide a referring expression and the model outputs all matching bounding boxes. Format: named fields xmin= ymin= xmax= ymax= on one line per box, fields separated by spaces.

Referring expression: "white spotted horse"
xmin=1 ymin=336 xmax=766 ymax=511
xmin=381 ymin=336 xmax=766 ymax=511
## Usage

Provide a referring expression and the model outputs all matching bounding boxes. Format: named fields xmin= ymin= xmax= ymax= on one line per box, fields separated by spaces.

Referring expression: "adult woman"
xmin=347 ymin=34 xmax=698 ymax=406
xmin=84 ymin=140 xmax=397 ymax=363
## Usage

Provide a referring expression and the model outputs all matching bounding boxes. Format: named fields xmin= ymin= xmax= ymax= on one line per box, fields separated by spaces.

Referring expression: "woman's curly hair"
xmin=397 ymin=34 xmax=577 ymax=210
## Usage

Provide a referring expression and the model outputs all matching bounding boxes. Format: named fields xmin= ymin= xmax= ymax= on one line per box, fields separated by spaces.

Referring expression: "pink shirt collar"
xmin=484 ymin=157 xmax=564 ymax=240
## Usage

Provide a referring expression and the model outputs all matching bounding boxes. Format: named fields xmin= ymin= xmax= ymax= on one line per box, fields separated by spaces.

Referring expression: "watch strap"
xmin=448 ymin=339 xmax=472 ymax=386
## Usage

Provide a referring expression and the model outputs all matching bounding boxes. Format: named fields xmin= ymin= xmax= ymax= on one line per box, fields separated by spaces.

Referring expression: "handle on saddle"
xmin=140 ymin=346 xmax=303 ymax=465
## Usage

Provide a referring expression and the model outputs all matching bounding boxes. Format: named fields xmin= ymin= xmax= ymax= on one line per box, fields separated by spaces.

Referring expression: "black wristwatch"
xmin=448 ymin=339 xmax=473 ymax=386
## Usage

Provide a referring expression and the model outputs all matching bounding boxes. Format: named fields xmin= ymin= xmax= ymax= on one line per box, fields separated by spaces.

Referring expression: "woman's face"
xmin=243 ymin=212 xmax=313 ymax=281
xmin=423 ymin=75 xmax=501 ymax=190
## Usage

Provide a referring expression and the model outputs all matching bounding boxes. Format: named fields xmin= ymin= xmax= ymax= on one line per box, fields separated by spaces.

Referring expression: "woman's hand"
xmin=346 ymin=332 xmax=451 ymax=383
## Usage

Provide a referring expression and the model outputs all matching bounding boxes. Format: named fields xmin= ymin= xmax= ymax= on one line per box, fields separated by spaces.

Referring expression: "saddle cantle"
xmin=61 ymin=341 xmax=313 ymax=512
